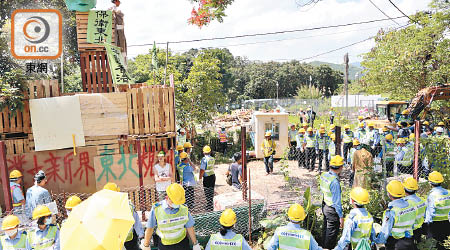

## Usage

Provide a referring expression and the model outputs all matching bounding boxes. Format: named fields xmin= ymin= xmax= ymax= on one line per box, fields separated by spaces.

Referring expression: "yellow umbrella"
xmin=61 ymin=189 xmax=135 ymax=250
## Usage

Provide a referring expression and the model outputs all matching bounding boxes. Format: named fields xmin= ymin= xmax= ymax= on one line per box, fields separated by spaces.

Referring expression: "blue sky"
xmin=95 ymin=0 xmax=431 ymax=64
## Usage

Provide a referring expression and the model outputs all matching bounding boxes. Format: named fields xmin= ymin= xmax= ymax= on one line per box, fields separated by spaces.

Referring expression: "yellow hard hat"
xmin=219 ymin=208 xmax=237 ymax=227
xmin=330 ymin=155 xmax=344 ymax=167
xmin=402 ymin=177 xmax=418 ymax=191
xmin=302 ymin=122 xmax=308 ymax=127
xmin=409 ymin=133 xmax=415 ymax=140
xmin=320 ymin=124 xmax=325 ymax=128
xmin=265 ymin=131 xmax=272 ymax=137
xmin=386 ymin=180 xmax=405 ymax=198
xmin=32 ymin=205 xmax=52 ymax=220
xmin=9 ymin=170 xmax=23 ymax=179
xmin=330 ymin=124 xmax=335 ymax=129
xmin=203 ymin=145 xmax=211 ymax=153
xmin=428 ymin=171 xmax=444 ymax=184
xmin=423 ymin=121 xmax=429 ymax=126
xmin=330 ymin=107 xmax=334 ymax=110
xmin=319 ymin=128 xmax=325 ymax=134
xmin=368 ymin=122 xmax=375 ymax=127
xmin=327 ymin=131 xmax=332 ymax=137
xmin=1 ymin=215 xmax=20 ymax=230
xmin=299 ymin=128 xmax=306 ymax=133
xmin=287 ymin=203 xmax=306 ymax=222
xmin=176 ymin=145 xmax=184 ymax=151
xmin=438 ymin=122 xmax=445 ymax=126
xmin=103 ymin=182 xmax=120 ymax=192
xmin=344 ymin=124 xmax=350 ymax=130
xmin=307 ymin=127 xmax=313 ymax=132
xmin=402 ymin=110 xmax=410 ymax=115
xmin=397 ymin=121 xmax=401 ymax=126
xmin=358 ymin=123 xmax=365 ymax=128
xmin=385 ymin=134 xmax=393 ymax=141
xmin=330 ymin=134 xmax=336 ymax=141
xmin=180 ymin=152 xmax=188 ymax=159
xmin=65 ymin=195 xmax=82 ymax=209
xmin=166 ymin=183 xmax=185 ymax=205
xmin=350 ymin=187 xmax=370 ymax=205
xmin=382 ymin=127 xmax=388 ymax=132
xmin=396 ymin=138 xmax=406 ymax=144
xmin=353 ymin=139 xmax=360 ymax=146
xmin=358 ymin=116 xmax=363 ymax=120
xmin=183 ymin=142 xmax=193 ymax=149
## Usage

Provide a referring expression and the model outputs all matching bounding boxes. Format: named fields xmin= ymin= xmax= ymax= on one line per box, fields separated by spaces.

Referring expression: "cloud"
xmin=96 ymin=0 xmax=431 ymax=63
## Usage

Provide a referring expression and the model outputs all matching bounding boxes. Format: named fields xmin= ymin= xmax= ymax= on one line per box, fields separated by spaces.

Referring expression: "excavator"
xmin=365 ymin=84 xmax=450 ymax=128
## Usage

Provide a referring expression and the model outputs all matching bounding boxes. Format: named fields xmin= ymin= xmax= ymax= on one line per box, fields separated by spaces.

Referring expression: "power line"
xmin=387 ymin=0 xmax=413 ymax=22
xmin=367 ymin=0 xmax=400 ymax=26
xmin=128 ymin=16 xmax=406 ymax=47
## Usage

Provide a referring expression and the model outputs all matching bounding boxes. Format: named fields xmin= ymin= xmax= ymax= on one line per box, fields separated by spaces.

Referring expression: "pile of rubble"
xmin=213 ymin=109 xmax=254 ymax=129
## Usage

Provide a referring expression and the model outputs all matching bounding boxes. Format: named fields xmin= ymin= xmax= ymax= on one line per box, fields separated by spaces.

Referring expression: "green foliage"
xmin=295 ymin=85 xmax=323 ymax=99
xmin=302 ymin=187 xmax=321 ymax=233
xmin=418 ymin=238 xmax=438 ymax=250
xmin=361 ymin=0 xmax=450 ymax=100
xmin=420 ymin=136 xmax=450 ymax=189
xmin=279 ymin=148 xmax=290 ymax=182
xmin=0 ymin=69 xmax=27 ymax=112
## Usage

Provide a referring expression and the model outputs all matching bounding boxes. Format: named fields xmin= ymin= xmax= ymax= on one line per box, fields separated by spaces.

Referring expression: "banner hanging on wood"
xmin=105 ymin=43 xmax=133 ymax=85
xmin=87 ymin=10 xmax=113 ymax=44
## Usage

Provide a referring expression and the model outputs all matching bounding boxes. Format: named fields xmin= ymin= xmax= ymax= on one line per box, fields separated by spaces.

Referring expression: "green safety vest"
xmin=343 ymin=132 xmax=353 ymax=143
xmin=397 ymin=146 xmax=413 ymax=166
xmin=28 ymin=225 xmax=58 ymax=250
xmin=405 ymin=195 xmax=426 ymax=229
xmin=277 ymin=227 xmax=311 ymax=250
xmin=210 ymin=233 xmax=243 ymax=250
xmin=317 ymin=136 xmax=330 ymax=150
xmin=429 ymin=190 xmax=450 ymax=221
xmin=126 ymin=202 xmax=135 ymax=242
xmin=320 ymin=173 xmax=338 ymax=206
xmin=367 ymin=130 xmax=375 ymax=143
xmin=386 ymin=204 xmax=416 ymax=239
xmin=0 ymin=232 xmax=27 ymax=250
xmin=296 ymin=135 xmax=305 ymax=146
xmin=305 ymin=136 xmax=316 ymax=148
xmin=347 ymin=209 xmax=373 ymax=249
xmin=177 ymin=162 xmax=184 ymax=184
xmin=204 ymin=156 xmax=216 ymax=177
xmin=329 ymin=141 xmax=336 ymax=157
xmin=385 ymin=142 xmax=395 ymax=161
xmin=155 ymin=204 xmax=189 ymax=245
xmin=358 ymin=130 xmax=368 ymax=145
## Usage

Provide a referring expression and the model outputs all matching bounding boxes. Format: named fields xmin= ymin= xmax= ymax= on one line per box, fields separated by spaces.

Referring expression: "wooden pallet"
xmin=28 ymin=80 xmax=60 ymax=99
xmin=4 ymin=138 xmax=32 ymax=155
xmin=85 ymin=135 xmax=120 ymax=156
xmin=80 ymin=51 xmax=114 ymax=93
xmin=0 ymin=102 xmax=31 ymax=134
xmin=127 ymin=86 xmax=176 ymax=135
xmin=75 ymin=11 xmax=116 ymax=52
xmin=118 ymin=136 xmax=176 ymax=154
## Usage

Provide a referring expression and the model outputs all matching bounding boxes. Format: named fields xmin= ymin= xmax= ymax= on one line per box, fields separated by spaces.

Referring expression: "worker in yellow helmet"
xmin=261 ymin=131 xmax=276 ymax=175
xmin=183 ymin=142 xmax=194 ymax=157
xmin=399 ymin=110 xmax=412 ymax=124
xmin=374 ymin=180 xmax=415 ymax=249
xmin=174 ymin=145 xmax=184 ymax=183
xmin=335 ymin=187 xmax=376 ymax=249
xmin=141 ymin=183 xmax=200 ymax=250
xmin=394 ymin=138 xmax=413 ymax=176
xmin=64 ymin=195 xmax=81 ymax=217
xmin=320 ymin=155 xmax=345 ymax=248
xmin=103 ymin=183 xmax=144 ymax=250
xmin=289 ymin=124 xmax=299 ymax=160
xmin=178 ymin=152 xmax=196 ymax=210
xmin=267 ymin=203 xmax=321 ymax=250
xmin=205 ymin=208 xmax=252 ymax=250
xmin=381 ymin=134 xmax=396 ymax=176
xmin=0 ymin=215 xmax=29 ymax=249
xmin=425 ymin=171 xmax=450 ymax=250
xmin=200 ymin=145 xmax=216 ymax=212
xmin=402 ymin=177 xmax=426 ymax=245
xmin=296 ymin=128 xmax=307 ymax=169
xmin=302 ymin=122 xmax=309 ymax=131
xmin=316 ymin=128 xmax=331 ymax=173
xmin=9 ymin=170 xmax=25 ymax=210
xmin=342 ymin=124 xmax=354 ymax=165
xmin=28 ymin=205 xmax=60 ymax=250
xmin=305 ymin=127 xmax=317 ymax=172
xmin=218 ymin=126 xmax=228 ymax=154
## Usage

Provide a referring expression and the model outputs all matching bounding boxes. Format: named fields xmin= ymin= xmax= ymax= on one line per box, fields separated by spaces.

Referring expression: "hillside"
xmin=309 ymin=61 xmax=363 ymax=80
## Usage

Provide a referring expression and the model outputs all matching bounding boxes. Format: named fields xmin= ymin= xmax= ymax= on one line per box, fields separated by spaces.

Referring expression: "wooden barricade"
xmin=28 ymin=79 xmax=60 ymax=99
xmin=127 ymin=86 xmax=176 ymax=135
xmin=84 ymin=135 xmax=121 ymax=156
xmin=4 ymin=138 xmax=32 ymax=155
xmin=75 ymin=12 xmax=116 ymax=52
xmin=118 ymin=136 xmax=176 ymax=154
xmin=79 ymin=51 xmax=114 ymax=93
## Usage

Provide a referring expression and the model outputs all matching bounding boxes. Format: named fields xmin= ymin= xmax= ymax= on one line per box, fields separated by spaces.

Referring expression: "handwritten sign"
xmin=87 ymin=10 xmax=113 ymax=44
xmin=105 ymin=43 xmax=133 ymax=85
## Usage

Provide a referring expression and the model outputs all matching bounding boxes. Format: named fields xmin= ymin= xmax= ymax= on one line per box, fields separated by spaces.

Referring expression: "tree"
xmin=188 ymin=0 xmax=234 ymax=27
xmin=295 ymin=85 xmax=323 ymax=99
xmin=361 ymin=0 xmax=449 ymax=100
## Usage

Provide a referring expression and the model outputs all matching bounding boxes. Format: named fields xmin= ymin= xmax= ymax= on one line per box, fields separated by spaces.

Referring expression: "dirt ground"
xmin=214 ymin=159 xmax=323 ymax=206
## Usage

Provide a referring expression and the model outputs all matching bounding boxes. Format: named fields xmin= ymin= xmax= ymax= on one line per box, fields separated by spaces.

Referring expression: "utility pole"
xmin=344 ymin=53 xmax=349 ymax=119
xmin=276 ymin=82 xmax=279 ymax=106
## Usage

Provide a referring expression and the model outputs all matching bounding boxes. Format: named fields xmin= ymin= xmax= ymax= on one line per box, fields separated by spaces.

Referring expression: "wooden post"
xmin=248 ymin=167 xmax=252 ymax=245
xmin=0 ymin=141 xmax=13 ymax=212
xmin=241 ymin=126 xmax=247 ymax=201
xmin=335 ymin=126 xmax=342 ymax=156
xmin=413 ymin=121 xmax=420 ymax=180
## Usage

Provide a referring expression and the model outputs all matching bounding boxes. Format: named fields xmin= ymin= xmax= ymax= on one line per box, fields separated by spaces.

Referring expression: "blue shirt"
xmin=0 ymin=231 xmax=29 ymax=250
xmin=425 ymin=186 xmax=449 ymax=223
xmin=205 ymin=229 xmax=252 ymax=250
xmin=368 ymin=129 xmax=380 ymax=146
xmin=26 ymin=225 xmax=60 ymax=250
xmin=296 ymin=134 xmax=305 ymax=149
xmin=146 ymin=200 xmax=195 ymax=229
xmin=200 ymin=156 xmax=214 ymax=177
xmin=335 ymin=208 xmax=376 ymax=250
xmin=132 ymin=210 xmax=144 ymax=238
xmin=327 ymin=171 xmax=343 ymax=218
xmin=25 ymin=185 xmax=52 ymax=219
xmin=179 ymin=162 xmax=196 ymax=186
xmin=267 ymin=222 xmax=322 ymax=250
xmin=374 ymin=198 xmax=412 ymax=244
xmin=395 ymin=147 xmax=406 ymax=162
xmin=175 ymin=152 xmax=181 ymax=167
xmin=10 ymin=182 xmax=24 ymax=205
